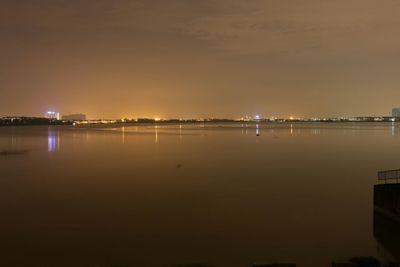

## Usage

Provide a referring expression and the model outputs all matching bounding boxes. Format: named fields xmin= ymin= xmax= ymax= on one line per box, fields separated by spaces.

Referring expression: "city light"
xmin=45 ymin=111 xmax=60 ymax=120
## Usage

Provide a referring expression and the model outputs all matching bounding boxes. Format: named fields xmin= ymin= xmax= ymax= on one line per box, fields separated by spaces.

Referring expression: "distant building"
xmin=45 ymin=111 xmax=60 ymax=120
xmin=62 ymin=113 xmax=87 ymax=121
xmin=392 ymin=108 xmax=400 ymax=118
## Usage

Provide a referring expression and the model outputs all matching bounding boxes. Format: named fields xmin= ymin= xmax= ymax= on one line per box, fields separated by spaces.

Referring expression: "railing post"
xmin=377 ymin=169 xmax=400 ymax=184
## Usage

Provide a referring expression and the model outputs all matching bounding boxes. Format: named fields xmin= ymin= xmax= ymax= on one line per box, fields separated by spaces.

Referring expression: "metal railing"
xmin=378 ymin=169 xmax=400 ymax=183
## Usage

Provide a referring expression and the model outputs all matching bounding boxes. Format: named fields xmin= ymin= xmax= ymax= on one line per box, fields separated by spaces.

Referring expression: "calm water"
xmin=1 ymin=123 xmax=399 ymax=267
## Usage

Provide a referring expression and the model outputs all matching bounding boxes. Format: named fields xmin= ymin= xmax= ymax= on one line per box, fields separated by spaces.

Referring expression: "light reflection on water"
xmin=256 ymin=123 xmax=260 ymax=136
xmin=122 ymin=126 xmax=125 ymax=144
xmin=155 ymin=125 xmax=158 ymax=144
xmin=47 ymin=127 xmax=57 ymax=152
xmin=1 ymin=122 xmax=400 ymax=267
xmin=392 ymin=122 xmax=396 ymax=136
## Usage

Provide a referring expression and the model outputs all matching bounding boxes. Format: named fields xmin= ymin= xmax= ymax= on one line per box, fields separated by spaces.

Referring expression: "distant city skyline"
xmin=2 ymin=1 xmax=400 ymax=118
xmin=2 ymin=109 xmax=400 ymax=121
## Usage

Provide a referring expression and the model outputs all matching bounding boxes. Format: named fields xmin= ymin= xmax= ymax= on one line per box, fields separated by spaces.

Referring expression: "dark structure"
xmin=62 ymin=113 xmax=86 ymax=121
xmin=374 ymin=171 xmax=400 ymax=264
xmin=0 ymin=117 xmax=70 ymax=126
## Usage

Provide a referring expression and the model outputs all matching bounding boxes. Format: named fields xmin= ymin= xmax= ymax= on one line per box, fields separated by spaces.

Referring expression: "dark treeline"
xmin=0 ymin=117 xmax=71 ymax=126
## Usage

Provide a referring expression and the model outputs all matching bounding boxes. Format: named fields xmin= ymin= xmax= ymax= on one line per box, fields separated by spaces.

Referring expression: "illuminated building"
xmin=392 ymin=108 xmax=400 ymax=118
xmin=45 ymin=111 xmax=60 ymax=120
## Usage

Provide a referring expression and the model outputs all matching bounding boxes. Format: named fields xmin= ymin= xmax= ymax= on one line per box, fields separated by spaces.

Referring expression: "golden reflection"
xmin=122 ymin=126 xmax=125 ymax=144
xmin=155 ymin=125 xmax=158 ymax=144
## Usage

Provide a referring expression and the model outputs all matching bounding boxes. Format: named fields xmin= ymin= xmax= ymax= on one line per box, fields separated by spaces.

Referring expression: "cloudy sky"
xmin=1 ymin=0 xmax=400 ymax=118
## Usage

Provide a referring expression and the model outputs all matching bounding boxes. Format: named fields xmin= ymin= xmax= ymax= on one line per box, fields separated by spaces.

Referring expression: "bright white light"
xmin=45 ymin=111 xmax=59 ymax=120
xmin=254 ymin=115 xmax=260 ymax=120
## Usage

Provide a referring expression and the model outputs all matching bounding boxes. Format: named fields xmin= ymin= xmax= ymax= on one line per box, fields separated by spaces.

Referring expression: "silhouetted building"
xmin=62 ymin=113 xmax=86 ymax=121
xmin=392 ymin=108 xmax=400 ymax=118
xmin=137 ymin=118 xmax=156 ymax=123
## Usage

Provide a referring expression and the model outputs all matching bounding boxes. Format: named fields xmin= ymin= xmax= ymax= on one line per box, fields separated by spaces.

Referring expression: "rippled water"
xmin=1 ymin=123 xmax=400 ymax=267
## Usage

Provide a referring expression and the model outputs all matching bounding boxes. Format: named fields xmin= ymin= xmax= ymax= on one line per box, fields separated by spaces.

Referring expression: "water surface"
xmin=1 ymin=123 xmax=399 ymax=267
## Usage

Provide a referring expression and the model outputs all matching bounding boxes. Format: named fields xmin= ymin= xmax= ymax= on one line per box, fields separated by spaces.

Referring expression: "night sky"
xmin=2 ymin=0 xmax=400 ymax=119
